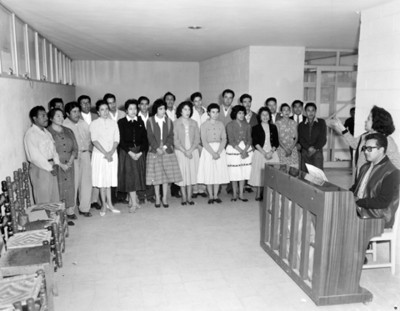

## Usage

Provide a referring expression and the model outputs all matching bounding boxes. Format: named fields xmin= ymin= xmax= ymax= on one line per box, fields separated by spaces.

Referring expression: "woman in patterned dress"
xmin=275 ymin=103 xmax=298 ymax=168
xmin=174 ymin=101 xmax=200 ymax=205
xmin=47 ymin=108 xmax=78 ymax=219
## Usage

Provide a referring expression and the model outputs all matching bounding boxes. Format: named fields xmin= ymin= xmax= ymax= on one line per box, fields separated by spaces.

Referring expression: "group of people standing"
xmin=23 ymin=89 xmax=400 ymax=228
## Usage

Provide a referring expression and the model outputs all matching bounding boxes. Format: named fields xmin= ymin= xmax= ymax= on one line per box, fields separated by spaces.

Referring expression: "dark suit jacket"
xmin=251 ymin=123 xmax=279 ymax=149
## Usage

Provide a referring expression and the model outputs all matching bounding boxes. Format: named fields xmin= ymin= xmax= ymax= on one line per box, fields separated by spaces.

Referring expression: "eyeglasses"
xmin=361 ymin=146 xmax=379 ymax=152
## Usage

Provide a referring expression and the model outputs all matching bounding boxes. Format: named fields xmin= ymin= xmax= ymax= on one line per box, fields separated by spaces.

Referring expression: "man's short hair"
xmin=365 ymin=132 xmax=388 ymax=153
xmin=222 ymin=89 xmax=235 ymax=98
xmin=103 ymin=93 xmax=116 ymax=102
xmin=305 ymin=102 xmax=317 ymax=110
xmin=163 ymin=92 xmax=176 ymax=101
xmin=138 ymin=96 xmax=150 ymax=105
xmin=77 ymin=95 xmax=91 ymax=104
xmin=48 ymin=98 xmax=63 ymax=110
xmin=29 ymin=106 xmax=46 ymax=122
xmin=265 ymin=97 xmax=277 ymax=105
xmin=65 ymin=102 xmax=81 ymax=115
xmin=291 ymin=100 xmax=303 ymax=108
xmin=239 ymin=94 xmax=252 ymax=103
xmin=190 ymin=92 xmax=202 ymax=102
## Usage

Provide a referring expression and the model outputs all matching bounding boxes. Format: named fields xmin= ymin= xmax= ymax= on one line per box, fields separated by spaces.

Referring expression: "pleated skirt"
xmin=92 ymin=150 xmax=118 ymax=188
xmin=117 ymin=148 xmax=146 ymax=192
xmin=146 ymin=152 xmax=182 ymax=185
xmin=197 ymin=142 xmax=230 ymax=185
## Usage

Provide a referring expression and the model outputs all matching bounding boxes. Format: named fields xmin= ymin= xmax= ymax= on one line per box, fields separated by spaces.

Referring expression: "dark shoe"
xmin=192 ymin=193 xmax=198 ymax=198
xmin=231 ymin=198 xmax=237 ymax=202
xmin=79 ymin=211 xmax=93 ymax=217
xmin=181 ymin=202 xmax=187 ymax=206
xmin=162 ymin=202 xmax=169 ymax=208
xmin=188 ymin=201 xmax=195 ymax=205
xmin=208 ymin=199 xmax=214 ymax=204
xmin=148 ymin=197 xmax=156 ymax=203
xmin=138 ymin=199 xmax=145 ymax=205
xmin=91 ymin=202 xmax=101 ymax=210
xmin=245 ymin=187 xmax=254 ymax=193
xmin=198 ymin=192 xmax=208 ymax=198
xmin=364 ymin=257 xmax=368 ymax=265
xmin=172 ymin=193 xmax=181 ymax=198
xmin=214 ymin=198 xmax=222 ymax=204
xmin=238 ymin=197 xmax=248 ymax=202
xmin=155 ymin=203 xmax=161 ymax=208
xmin=67 ymin=214 xmax=77 ymax=220
xmin=67 ymin=221 xmax=75 ymax=226
xmin=255 ymin=197 xmax=262 ymax=201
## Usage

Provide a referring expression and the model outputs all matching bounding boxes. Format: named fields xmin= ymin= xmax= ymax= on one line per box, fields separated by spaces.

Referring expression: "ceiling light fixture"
xmin=155 ymin=53 xmax=161 ymax=57
xmin=188 ymin=26 xmax=202 ymax=30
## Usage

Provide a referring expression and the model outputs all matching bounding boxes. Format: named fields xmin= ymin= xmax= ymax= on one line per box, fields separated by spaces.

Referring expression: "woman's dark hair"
xmin=370 ymin=106 xmax=395 ymax=136
xmin=48 ymin=98 xmax=64 ymax=111
xmin=239 ymin=94 xmax=252 ymax=103
xmin=152 ymin=99 xmax=167 ymax=115
xmin=176 ymin=101 xmax=193 ymax=118
xmin=280 ymin=103 xmax=290 ymax=112
xmin=65 ymin=101 xmax=81 ymax=115
xmin=190 ymin=92 xmax=202 ymax=102
xmin=29 ymin=106 xmax=46 ymax=122
xmin=125 ymin=99 xmax=138 ymax=111
xmin=48 ymin=108 xmax=64 ymax=121
xmin=163 ymin=92 xmax=176 ymax=101
xmin=258 ymin=107 xmax=272 ymax=123
xmin=96 ymin=100 xmax=109 ymax=112
xmin=230 ymin=105 xmax=246 ymax=120
xmin=207 ymin=103 xmax=220 ymax=114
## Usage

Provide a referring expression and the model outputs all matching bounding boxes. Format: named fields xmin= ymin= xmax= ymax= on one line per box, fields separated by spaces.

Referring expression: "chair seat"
xmin=0 ymin=273 xmax=43 ymax=309
xmin=6 ymin=230 xmax=51 ymax=250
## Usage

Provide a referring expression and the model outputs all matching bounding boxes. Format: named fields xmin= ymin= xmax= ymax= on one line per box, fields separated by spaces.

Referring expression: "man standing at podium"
xmin=351 ymin=133 xmax=399 ymax=228
xmin=298 ymin=102 xmax=327 ymax=172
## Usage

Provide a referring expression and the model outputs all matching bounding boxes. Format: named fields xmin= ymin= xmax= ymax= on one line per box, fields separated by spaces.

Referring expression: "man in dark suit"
xmin=290 ymin=100 xmax=305 ymax=124
xmin=298 ymin=102 xmax=327 ymax=172
xmin=265 ymin=97 xmax=282 ymax=124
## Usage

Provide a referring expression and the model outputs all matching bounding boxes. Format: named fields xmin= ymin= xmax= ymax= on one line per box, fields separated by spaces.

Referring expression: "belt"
xmin=48 ymin=159 xmax=54 ymax=162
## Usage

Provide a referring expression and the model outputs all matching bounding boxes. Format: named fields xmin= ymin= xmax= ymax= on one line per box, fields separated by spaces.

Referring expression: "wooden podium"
xmin=260 ymin=165 xmax=384 ymax=306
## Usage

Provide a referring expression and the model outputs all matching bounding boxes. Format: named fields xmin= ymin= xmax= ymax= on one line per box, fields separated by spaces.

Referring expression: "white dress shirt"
xmin=138 ymin=112 xmax=149 ymax=128
xmin=24 ymin=124 xmax=60 ymax=171
xmin=166 ymin=109 xmax=176 ymax=122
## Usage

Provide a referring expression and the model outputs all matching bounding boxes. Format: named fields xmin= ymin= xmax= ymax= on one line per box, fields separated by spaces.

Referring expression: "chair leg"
xmin=372 ymin=241 xmax=377 ymax=262
xmin=391 ymin=240 xmax=396 ymax=275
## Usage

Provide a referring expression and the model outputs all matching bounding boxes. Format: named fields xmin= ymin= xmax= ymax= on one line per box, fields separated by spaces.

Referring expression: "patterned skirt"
xmin=197 ymin=142 xmax=230 ymax=185
xmin=146 ymin=152 xmax=182 ymax=185
xmin=118 ymin=148 xmax=146 ymax=192
xmin=226 ymin=142 xmax=253 ymax=181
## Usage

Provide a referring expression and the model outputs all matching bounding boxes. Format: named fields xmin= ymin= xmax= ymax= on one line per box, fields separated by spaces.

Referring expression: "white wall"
xmin=199 ymin=47 xmax=250 ymax=106
xmin=0 ymin=77 xmax=75 ymax=178
xmin=249 ymin=46 xmax=305 ymax=112
xmin=359 ymin=0 xmax=400 ymax=275
xmin=73 ymin=61 xmax=199 ymax=108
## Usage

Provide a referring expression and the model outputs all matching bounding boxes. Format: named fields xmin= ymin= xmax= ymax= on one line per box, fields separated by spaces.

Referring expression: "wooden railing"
xmin=260 ymin=165 xmax=384 ymax=306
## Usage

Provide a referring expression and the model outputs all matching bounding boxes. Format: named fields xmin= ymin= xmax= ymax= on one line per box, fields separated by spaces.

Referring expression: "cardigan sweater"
xmin=251 ymin=123 xmax=279 ymax=149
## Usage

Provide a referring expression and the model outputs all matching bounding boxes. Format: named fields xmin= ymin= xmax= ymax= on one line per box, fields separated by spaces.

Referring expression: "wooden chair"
xmin=0 ymin=271 xmax=48 ymax=311
xmin=363 ymin=206 xmax=400 ymax=275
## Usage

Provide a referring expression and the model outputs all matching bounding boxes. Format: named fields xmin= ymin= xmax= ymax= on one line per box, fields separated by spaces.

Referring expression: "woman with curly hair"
xmin=330 ymin=105 xmax=400 ymax=180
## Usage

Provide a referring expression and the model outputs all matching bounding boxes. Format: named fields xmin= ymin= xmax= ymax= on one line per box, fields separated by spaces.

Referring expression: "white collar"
xmin=126 ymin=116 xmax=137 ymax=122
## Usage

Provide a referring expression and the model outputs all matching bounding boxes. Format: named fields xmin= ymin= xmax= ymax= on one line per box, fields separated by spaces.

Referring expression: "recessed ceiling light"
xmin=188 ymin=26 xmax=202 ymax=30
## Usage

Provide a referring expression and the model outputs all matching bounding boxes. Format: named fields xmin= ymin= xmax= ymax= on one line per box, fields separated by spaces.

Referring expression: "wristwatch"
xmin=341 ymin=129 xmax=349 ymax=135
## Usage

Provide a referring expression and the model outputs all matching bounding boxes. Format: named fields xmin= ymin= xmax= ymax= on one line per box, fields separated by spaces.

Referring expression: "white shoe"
xmin=100 ymin=210 xmax=106 ymax=217
xmin=106 ymin=205 xmax=121 ymax=214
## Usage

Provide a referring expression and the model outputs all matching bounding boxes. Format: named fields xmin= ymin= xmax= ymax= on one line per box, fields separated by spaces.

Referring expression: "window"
xmin=0 ymin=6 xmax=13 ymax=74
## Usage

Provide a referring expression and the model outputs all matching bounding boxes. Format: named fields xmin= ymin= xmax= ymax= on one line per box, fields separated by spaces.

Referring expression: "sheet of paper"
xmin=306 ymin=164 xmax=328 ymax=182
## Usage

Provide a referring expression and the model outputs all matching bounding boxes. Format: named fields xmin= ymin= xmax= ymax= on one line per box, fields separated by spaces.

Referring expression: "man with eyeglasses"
xmin=350 ymin=132 xmax=399 ymax=228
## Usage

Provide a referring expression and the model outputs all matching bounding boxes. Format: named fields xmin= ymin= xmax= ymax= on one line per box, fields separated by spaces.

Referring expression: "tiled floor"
xmin=55 ymin=168 xmax=400 ymax=311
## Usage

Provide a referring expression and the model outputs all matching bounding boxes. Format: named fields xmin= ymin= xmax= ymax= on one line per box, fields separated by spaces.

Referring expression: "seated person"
xmin=350 ymin=133 xmax=399 ymax=228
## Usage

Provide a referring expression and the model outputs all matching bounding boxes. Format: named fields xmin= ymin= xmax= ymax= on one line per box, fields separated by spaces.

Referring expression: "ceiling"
xmin=0 ymin=0 xmax=393 ymax=62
